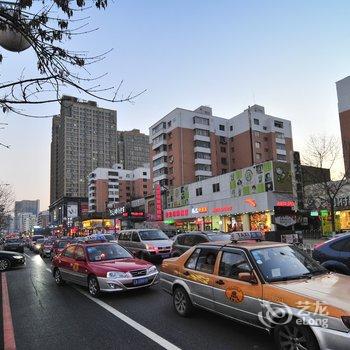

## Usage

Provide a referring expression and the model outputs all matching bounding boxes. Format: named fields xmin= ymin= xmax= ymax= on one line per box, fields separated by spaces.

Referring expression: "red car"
xmin=50 ymin=239 xmax=72 ymax=260
xmin=51 ymin=242 xmax=159 ymax=297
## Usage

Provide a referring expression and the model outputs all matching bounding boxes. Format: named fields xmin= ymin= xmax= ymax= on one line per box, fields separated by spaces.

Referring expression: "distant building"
xmin=149 ymin=104 xmax=293 ymax=188
xmin=88 ymin=164 xmax=152 ymax=213
xmin=17 ymin=213 xmax=37 ymax=233
xmin=14 ymin=200 xmax=40 ymax=231
xmin=49 ymin=95 xmax=117 ymax=225
xmin=117 ymin=129 xmax=150 ymax=170
xmin=38 ymin=210 xmax=50 ymax=228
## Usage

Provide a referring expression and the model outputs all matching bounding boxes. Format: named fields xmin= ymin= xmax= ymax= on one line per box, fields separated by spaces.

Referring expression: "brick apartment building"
xmin=149 ymin=104 xmax=293 ymax=188
xmin=88 ymin=164 xmax=152 ymax=213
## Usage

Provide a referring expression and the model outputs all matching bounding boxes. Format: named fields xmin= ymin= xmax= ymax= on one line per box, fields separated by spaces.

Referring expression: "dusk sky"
xmin=1 ymin=0 xmax=350 ymax=210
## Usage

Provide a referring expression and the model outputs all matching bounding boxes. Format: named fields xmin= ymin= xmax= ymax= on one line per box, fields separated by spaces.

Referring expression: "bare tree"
xmin=302 ymin=134 xmax=348 ymax=234
xmin=0 ymin=0 xmax=145 ymax=119
xmin=0 ymin=182 xmax=14 ymax=231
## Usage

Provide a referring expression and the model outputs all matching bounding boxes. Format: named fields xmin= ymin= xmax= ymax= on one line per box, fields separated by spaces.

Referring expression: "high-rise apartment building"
xmin=14 ymin=200 xmax=40 ymax=231
xmin=149 ymin=104 xmax=293 ymax=188
xmin=38 ymin=210 xmax=50 ymax=228
xmin=49 ymin=95 xmax=117 ymax=224
xmin=117 ymin=129 xmax=150 ymax=170
xmin=336 ymin=76 xmax=350 ymax=172
xmin=88 ymin=164 xmax=151 ymax=212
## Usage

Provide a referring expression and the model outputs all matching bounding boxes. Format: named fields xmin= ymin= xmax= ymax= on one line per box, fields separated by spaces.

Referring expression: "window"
xmin=108 ymin=171 xmax=118 ymax=176
xmin=256 ymin=153 xmax=262 ymax=160
xmin=194 ymin=140 xmax=211 ymax=148
xmin=195 ymin=128 xmax=210 ymax=136
xmin=263 ymin=126 xmax=267 ymax=130
xmin=195 ymin=152 xmax=211 ymax=160
xmin=168 ymin=167 xmax=174 ymax=175
xmin=264 ymin=137 xmax=268 ymax=141
xmin=277 ymin=154 xmax=287 ymax=161
xmin=219 ymin=251 xmax=251 ymax=279
xmin=132 ymin=232 xmax=140 ymax=242
xmin=255 ymin=141 xmax=261 ymax=149
xmin=75 ymin=246 xmax=85 ymax=260
xmin=213 ymin=183 xmax=220 ymax=192
xmin=63 ymin=245 xmax=75 ymax=258
xmin=274 ymin=121 xmax=284 ymax=128
xmin=276 ymin=143 xmax=286 ymax=150
xmin=168 ymin=144 xmax=173 ymax=151
xmin=222 ymin=169 xmax=227 ymax=174
xmin=195 ymin=164 xmax=211 ymax=171
xmin=219 ymin=124 xmax=225 ymax=131
xmin=185 ymin=248 xmax=201 ymax=269
xmin=195 ymin=248 xmax=219 ymax=274
xmin=193 ymin=116 xmax=210 ymax=125
xmin=220 ymin=147 xmax=226 ymax=153
xmin=254 ymin=118 xmax=260 ymax=125
xmin=196 ymin=187 xmax=202 ymax=196
xmin=230 ymin=125 xmax=233 ymax=131
xmin=265 ymin=148 xmax=269 ymax=153
xmin=221 ymin=157 xmax=227 ymax=165
xmin=276 ymin=132 xmax=284 ymax=139
xmin=219 ymin=136 xmax=227 ymax=144
xmin=167 ymin=120 xmax=172 ymax=127
xmin=143 ymin=172 xmax=147 ymax=175
xmin=143 ymin=185 xmax=148 ymax=189
xmin=255 ymin=131 xmax=260 ymax=138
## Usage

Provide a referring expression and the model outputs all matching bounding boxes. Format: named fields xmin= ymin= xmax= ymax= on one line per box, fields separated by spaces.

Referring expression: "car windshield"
xmin=5 ymin=239 xmax=20 ymax=243
xmin=86 ymin=244 xmax=132 ymax=262
xmin=139 ymin=230 xmax=168 ymax=241
xmin=58 ymin=241 xmax=68 ymax=248
xmin=103 ymin=234 xmax=115 ymax=242
xmin=207 ymin=234 xmax=231 ymax=242
xmin=251 ymin=245 xmax=328 ymax=282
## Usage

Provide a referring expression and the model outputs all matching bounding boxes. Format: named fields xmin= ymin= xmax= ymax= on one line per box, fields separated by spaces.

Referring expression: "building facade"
xmin=88 ymin=164 xmax=152 ymax=213
xmin=149 ymin=104 xmax=293 ymax=188
xmin=336 ymin=76 xmax=350 ymax=172
xmin=14 ymin=200 xmax=40 ymax=231
xmin=38 ymin=210 xmax=50 ymax=228
xmin=17 ymin=213 xmax=37 ymax=233
xmin=117 ymin=129 xmax=150 ymax=170
xmin=49 ymin=95 xmax=117 ymax=225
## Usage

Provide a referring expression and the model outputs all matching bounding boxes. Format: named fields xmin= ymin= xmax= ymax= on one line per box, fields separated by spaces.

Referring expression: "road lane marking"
xmin=75 ymin=288 xmax=181 ymax=350
xmin=2 ymin=273 xmax=16 ymax=350
xmin=46 ymin=268 xmax=51 ymax=273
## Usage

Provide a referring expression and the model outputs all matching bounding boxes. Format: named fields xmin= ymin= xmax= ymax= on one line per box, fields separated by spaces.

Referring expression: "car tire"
xmin=274 ymin=318 xmax=319 ymax=350
xmin=0 ymin=258 xmax=10 ymax=272
xmin=54 ymin=268 xmax=65 ymax=286
xmin=88 ymin=276 xmax=100 ymax=297
xmin=173 ymin=286 xmax=193 ymax=317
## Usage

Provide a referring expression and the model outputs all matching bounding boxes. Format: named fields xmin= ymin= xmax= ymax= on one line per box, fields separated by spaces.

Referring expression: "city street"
xmin=1 ymin=250 xmax=275 ymax=350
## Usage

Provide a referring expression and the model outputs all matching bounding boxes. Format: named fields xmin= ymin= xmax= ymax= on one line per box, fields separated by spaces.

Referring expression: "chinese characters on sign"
xmin=155 ymin=184 xmax=163 ymax=221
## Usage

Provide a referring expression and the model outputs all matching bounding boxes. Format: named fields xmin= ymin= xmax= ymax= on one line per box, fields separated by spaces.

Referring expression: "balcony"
xmin=194 ymin=158 xmax=211 ymax=165
xmin=153 ymin=162 xmax=167 ymax=172
xmin=276 ymin=148 xmax=287 ymax=155
xmin=153 ymin=173 xmax=168 ymax=182
xmin=194 ymin=134 xmax=210 ymax=142
xmin=195 ymin=169 xmax=212 ymax=177
xmin=152 ymin=136 xmax=167 ymax=150
xmin=194 ymin=146 xmax=211 ymax=154
xmin=152 ymin=150 xmax=167 ymax=161
xmin=276 ymin=138 xmax=285 ymax=144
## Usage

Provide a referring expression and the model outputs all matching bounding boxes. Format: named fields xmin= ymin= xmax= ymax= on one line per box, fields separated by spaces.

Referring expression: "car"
xmin=171 ymin=231 xmax=231 ymax=257
xmin=39 ymin=238 xmax=56 ymax=258
xmin=0 ymin=251 xmax=26 ymax=271
xmin=50 ymin=238 xmax=73 ymax=259
xmin=3 ymin=238 xmax=24 ymax=253
xmin=102 ymin=233 xmax=118 ymax=242
xmin=32 ymin=238 xmax=45 ymax=253
xmin=51 ymin=241 xmax=159 ymax=297
xmin=160 ymin=231 xmax=350 ymax=350
xmin=118 ymin=229 xmax=173 ymax=262
xmin=29 ymin=235 xmax=44 ymax=251
xmin=312 ymin=233 xmax=350 ymax=274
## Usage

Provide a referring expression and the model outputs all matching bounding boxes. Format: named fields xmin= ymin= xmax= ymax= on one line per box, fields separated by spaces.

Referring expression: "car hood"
xmin=144 ymin=240 xmax=173 ymax=248
xmin=0 ymin=250 xmax=23 ymax=257
xmin=273 ymin=273 xmax=350 ymax=313
xmin=91 ymin=258 xmax=152 ymax=273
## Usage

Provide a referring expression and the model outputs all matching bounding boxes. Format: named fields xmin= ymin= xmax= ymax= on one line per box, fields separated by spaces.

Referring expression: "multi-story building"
xmin=117 ymin=129 xmax=150 ymax=170
xmin=149 ymin=104 xmax=293 ymax=188
xmin=49 ymin=95 xmax=117 ymax=225
xmin=17 ymin=213 xmax=37 ymax=233
xmin=336 ymin=76 xmax=350 ymax=172
xmin=88 ymin=164 xmax=152 ymax=213
xmin=38 ymin=210 xmax=50 ymax=228
xmin=14 ymin=200 xmax=40 ymax=231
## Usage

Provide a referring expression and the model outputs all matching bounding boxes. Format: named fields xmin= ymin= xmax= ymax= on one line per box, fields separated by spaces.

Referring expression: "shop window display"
xmin=250 ymin=212 xmax=271 ymax=232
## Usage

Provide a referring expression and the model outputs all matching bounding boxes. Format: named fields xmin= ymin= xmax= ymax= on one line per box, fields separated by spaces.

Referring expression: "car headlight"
xmin=147 ymin=266 xmax=158 ymax=275
xmin=107 ymin=271 xmax=132 ymax=279
xmin=13 ymin=255 xmax=23 ymax=259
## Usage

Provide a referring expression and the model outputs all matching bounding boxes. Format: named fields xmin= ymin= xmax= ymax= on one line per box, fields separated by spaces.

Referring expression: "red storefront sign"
xmin=212 ymin=206 xmax=233 ymax=213
xmin=155 ymin=184 xmax=163 ymax=221
xmin=244 ymin=198 xmax=257 ymax=207
xmin=164 ymin=209 xmax=189 ymax=218
xmin=276 ymin=201 xmax=295 ymax=207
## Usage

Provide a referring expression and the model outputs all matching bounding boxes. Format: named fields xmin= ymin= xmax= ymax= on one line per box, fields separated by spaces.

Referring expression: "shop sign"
xmin=164 ymin=209 xmax=189 ymax=218
xmin=164 ymin=219 xmax=175 ymax=224
xmin=334 ymin=195 xmax=350 ymax=208
xmin=155 ymin=184 xmax=163 ymax=221
xmin=212 ymin=206 xmax=233 ymax=213
xmin=276 ymin=201 xmax=295 ymax=207
xmin=310 ymin=211 xmax=319 ymax=217
xmin=320 ymin=209 xmax=328 ymax=217
xmin=109 ymin=206 xmax=126 ymax=216
xmin=244 ymin=198 xmax=257 ymax=207
xmin=191 ymin=207 xmax=208 ymax=214
xmin=275 ymin=215 xmax=296 ymax=227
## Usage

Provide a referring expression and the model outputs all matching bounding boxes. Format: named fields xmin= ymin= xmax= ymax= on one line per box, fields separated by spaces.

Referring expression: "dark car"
xmin=0 ymin=251 xmax=26 ymax=271
xmin=33 ymin=238 xmax=45 ymax=254
xmin=29 ymin=235 xmax=45 ymax=251
xmin=171 ymin=231 xmax=231 ymax=257
xmin=312 ymin=233 xmax=350 ymax=274
xmin=3 ymin=238 xmax=24 ymax=253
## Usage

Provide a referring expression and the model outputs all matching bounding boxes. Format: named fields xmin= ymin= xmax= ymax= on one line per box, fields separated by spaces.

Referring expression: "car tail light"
xmin=145 ymin=244 xmax=158 ymax=252
xmin=341 ymin=316 xmax=350 ymax=329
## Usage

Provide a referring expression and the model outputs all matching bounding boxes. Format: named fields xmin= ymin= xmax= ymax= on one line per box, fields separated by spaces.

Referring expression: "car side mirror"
xmin=238 ymin=272 xmax=258 ymax=285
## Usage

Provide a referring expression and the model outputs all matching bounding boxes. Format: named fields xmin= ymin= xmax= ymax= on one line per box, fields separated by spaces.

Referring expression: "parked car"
xmin=29 ymin=235 xmax=44 ymax=251
xmin=118 ymin=229 xmax=173 ymax=261
xmin=50 ymin=238 xmax=73 ymax=259
xmin=312 ymin=233 xmax=350 ymax=274
xmin=171 ymin=231 xmax=231 ymax=257
xmin=32 ymin=238 xmax=45 ymax=253
xmin=3 ymin=238 xmax=24 ymax=253
xmin=51 ymin=242 xmax=159 ymax=297
xmin=161 ymin=232 xmax=350 ymax=350
xmin=0 ymin=251 xmax=26 ymax=271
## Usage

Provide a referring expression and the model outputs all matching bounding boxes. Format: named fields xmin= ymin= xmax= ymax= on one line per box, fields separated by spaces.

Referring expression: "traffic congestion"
xmin=0 ymin=230 xmax=350 ymax=350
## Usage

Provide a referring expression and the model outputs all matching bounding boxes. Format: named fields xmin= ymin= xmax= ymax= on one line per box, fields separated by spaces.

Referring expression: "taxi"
xmin=160 ymin=231 xmax=350 ymax=350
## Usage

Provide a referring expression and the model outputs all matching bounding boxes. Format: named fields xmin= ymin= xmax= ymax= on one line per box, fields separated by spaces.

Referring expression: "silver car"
xmin=118 ymin=229 xmax=173 ymax=261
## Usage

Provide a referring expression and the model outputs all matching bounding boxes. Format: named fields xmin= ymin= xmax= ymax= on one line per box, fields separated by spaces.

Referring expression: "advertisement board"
xmin=67 ymin=204 xmax=78 ymax=219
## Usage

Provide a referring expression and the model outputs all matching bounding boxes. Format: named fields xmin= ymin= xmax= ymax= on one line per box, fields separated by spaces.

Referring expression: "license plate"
xmin=133 ymin=277 xmax=148 ymax=286
xmin=161 ymin=253 xmax=171 ymax=258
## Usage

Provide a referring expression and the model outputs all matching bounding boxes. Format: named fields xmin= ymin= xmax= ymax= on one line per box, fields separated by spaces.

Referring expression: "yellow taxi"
xmin=160 ymin=231 xmax=350 ymax=350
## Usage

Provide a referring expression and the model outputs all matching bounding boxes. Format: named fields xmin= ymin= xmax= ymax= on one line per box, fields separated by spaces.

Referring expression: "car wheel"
xmin=274 ymin=318 xmax=319 ymax=350
xmin=54 ymin=268 xmax=65 ymax=286
xmin=88 ymin=276 xmax=100 ymax=297
xmin=0 ymin=259 xmax=10 ymax=272
xmin=173 ymin=286 xmax=193 ymax=317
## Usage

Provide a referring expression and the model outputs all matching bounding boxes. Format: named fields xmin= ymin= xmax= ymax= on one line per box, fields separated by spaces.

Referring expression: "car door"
xmin=59 ymin=245 xmax=76 ymax=282
xmin=131 ymin=232 xmax=143 ymax=255
xmin=181 ymin=247 xmax=219 ymax=311
xmin=212 ymin=248 xmax=263 ymax=326
xmin=72 ymin=245 xmax=89 ymax=286
xmin=120 ymin=231 xmax=132 ymax=250
xmin=173 ymin=235 xmax=189 ymax=255
xmin=339 ymin=237 xmax=350 ymax=272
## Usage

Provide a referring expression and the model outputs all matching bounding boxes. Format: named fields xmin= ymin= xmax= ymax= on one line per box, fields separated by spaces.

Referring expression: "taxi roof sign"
xmin=231 ymin=231 xmax=263 ymax=242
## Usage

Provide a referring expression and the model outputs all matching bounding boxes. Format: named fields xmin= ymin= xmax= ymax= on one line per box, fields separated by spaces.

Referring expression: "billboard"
xmin=273 ymin=162 xmax=293 ymax=193
xmin=67 ymin=204 xmax=78 ymax=218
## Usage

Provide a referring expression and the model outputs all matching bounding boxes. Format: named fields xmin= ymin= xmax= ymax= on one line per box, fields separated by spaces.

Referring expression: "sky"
xmin=1 ymin=0 xmax=350 ymax=211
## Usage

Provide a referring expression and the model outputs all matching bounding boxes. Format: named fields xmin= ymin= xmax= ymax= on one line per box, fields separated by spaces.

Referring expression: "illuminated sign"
xmin=155 ymin=184 xmax=163 ymax=221
xmin=212 ymin=206 xmax=233 ymax=213
xmin=191 ymin=207 xmax=208 ymax=214
xmin=320 ymin=210 xmax=328 ymax=217
xmin=244 ymin=198 xmax=257 ymax=207
xmin=164 ymin=209 xmax=189 ymax=218
xmin=109 ymin=206 xmax=126 ymax=216
xmin=276 ymin=201 xmax=295 ymax=207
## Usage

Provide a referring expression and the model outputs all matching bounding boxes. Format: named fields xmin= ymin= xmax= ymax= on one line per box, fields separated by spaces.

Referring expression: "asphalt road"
xmin=1 ymin=249 xmax=276 ymax=350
